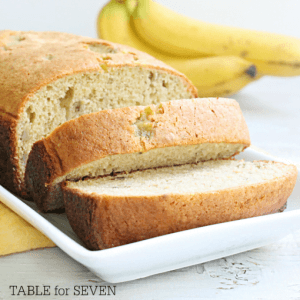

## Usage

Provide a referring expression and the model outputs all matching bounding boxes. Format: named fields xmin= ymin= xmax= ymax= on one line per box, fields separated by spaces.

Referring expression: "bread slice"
xmin=62 ymin=160 xmax=297 ymax=250
xmin=0 ymin=30 xmax=197 ymax=197
xmin=63 ymin=160 xmax=297 ymax=250
xmin=25 ymin=98 xmax=250 ymax=212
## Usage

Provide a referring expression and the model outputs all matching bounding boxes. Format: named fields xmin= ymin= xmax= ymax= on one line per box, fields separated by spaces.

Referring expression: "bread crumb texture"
xmin=60 ymin=143 xmax=245 ymax=184
xmin=67 ymin=160 xmax=294 ymax=196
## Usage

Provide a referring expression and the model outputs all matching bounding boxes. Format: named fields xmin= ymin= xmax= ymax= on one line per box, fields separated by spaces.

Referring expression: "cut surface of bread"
xmin=25 ymin=98 xmax=250 ymax=212
xmin=63 ymin=160 xmax=297 ymax=250
xmin=0 ymin=30 xmax=196 ymax=197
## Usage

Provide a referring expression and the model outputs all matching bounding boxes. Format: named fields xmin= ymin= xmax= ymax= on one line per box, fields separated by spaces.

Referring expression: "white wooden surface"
xmin=1 ymin=231 xmax=300 ymax=299
xmin=1 ymin=1 xmax=300 ymax=299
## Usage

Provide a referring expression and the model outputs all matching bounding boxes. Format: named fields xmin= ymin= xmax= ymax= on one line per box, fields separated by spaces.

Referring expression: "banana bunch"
xmin=97 ymin=0 xmax=300 ymax=96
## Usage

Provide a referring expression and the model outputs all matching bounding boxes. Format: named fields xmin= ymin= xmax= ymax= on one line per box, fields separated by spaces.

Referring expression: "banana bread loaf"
xmin=0 ymin=30 xmax=197 ymax=197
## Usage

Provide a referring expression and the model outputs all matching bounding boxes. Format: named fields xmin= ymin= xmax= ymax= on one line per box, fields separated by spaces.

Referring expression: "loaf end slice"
xmin=62 ymin=160 xmax=297 ymax=250
xmin=0 ymin=30 xmax=197 ymax=197
xmin=25 ymin=98 xmax=250 ymax=212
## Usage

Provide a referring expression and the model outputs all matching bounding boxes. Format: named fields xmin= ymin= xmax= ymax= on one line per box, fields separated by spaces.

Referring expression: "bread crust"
xmin=0 ymin=30 xmax=197 ymax=196
xmin=25 ymin=98 xmax=250 ymax=212
xmin=0 ymin=113 xmax=19 ymax=193
xmin=62 ymin=162 xmax=297 ymax=250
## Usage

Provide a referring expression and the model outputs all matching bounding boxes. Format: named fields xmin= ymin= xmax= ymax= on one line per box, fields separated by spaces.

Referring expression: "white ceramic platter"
xmin=1 ymin=148 xmax=299 ymax=283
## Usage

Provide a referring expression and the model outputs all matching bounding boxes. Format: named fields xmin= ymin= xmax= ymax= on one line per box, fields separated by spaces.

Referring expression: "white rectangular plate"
xmin=1 ymin=148 xmax=300 ymax=283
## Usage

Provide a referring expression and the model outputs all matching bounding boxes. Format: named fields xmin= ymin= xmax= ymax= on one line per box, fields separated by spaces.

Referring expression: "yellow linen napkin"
xmin=0 ymin=201 xmax=55 ymax=256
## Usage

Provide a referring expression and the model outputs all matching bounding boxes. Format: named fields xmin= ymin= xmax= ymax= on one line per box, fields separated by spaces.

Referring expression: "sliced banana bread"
xmin=62 ymin=160 xmax=297 ymax=250
xmin=25 ymin=98 xmax=250 ymax=212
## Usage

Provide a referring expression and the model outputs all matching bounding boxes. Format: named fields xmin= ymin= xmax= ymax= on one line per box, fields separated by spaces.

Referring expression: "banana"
xmin=131 ymin=0 xmax=300 ymax=76
xmin=97 ymin=0 xmax=259 ymax=97
xmin=170 ymin=56 xmax=259 ymax=97
xmin=97 ymin=0 xmax=173 ymax=61
xmin=196 ymin=70 xmax=260 ymax=97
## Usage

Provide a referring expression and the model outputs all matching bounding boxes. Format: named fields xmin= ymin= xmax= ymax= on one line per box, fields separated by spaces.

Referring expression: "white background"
xmin=1 ymin=1 xmax=300 ymax=299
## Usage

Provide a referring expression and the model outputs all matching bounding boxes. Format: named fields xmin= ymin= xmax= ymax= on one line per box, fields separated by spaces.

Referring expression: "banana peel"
xmin=0 ymin=201 xmax=55 ymax=256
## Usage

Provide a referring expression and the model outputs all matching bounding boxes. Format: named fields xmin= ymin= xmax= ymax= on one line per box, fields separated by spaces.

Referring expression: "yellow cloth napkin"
xmin=0 ymin=201 xmax=55 ymax=256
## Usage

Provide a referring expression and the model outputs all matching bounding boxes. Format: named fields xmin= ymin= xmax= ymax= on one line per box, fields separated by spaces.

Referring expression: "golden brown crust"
xmin=25 ymin=98 xmax=250 ymax=211
xmin=62 ymin=162 xmax=297 ymax=250
xmin=0 ymin=30 xmax=197 ymax=196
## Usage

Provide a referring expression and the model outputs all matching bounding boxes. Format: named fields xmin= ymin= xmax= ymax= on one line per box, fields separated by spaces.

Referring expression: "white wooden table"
xmin=1 ymin=1 xmax=300 ymax=299
xmin=1 ymin=231 xmax=300 ymax=299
